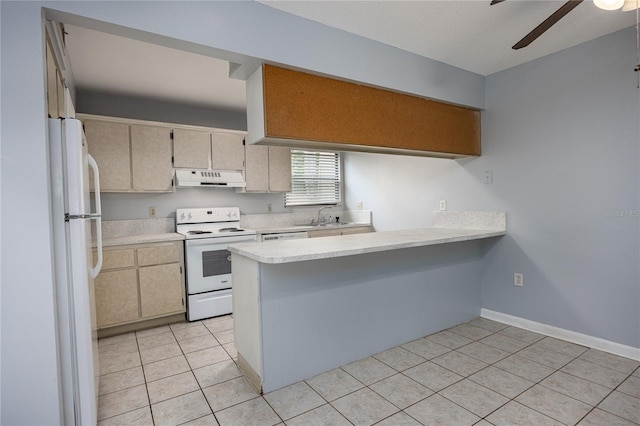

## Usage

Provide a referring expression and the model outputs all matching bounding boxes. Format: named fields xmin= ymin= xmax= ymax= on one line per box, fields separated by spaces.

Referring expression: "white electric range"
xmin=176 ymin=207 xmax=256 ymax=321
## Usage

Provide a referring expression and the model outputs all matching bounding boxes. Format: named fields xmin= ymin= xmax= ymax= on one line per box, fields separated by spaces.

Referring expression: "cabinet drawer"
xmin=95 ymin=248 xmax=136 ymax=270
xmin=341 ymin=226 xmax=372 ymax=235
xmin=137 ymin=242 xmax=181 ymax=266
xmin=308 ymin=229 xmax=343 ymax=238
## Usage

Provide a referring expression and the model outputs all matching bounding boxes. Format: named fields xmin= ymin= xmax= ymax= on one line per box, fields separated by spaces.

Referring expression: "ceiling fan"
xmin=491 ymin=0 xmax=639 ymax=50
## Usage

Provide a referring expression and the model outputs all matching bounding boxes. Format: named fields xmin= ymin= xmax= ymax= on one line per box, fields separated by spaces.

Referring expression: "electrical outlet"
xmin=514 ymin=273 xmax=524 ymax=287
xmin=267 ymin=203 xmax=272 ymax=213
xmin=439 ymin=200 xmax=447 ymax=211
xmin=149 ymin=206 xmax=157 ymax=218
xmin=357 ymin=201 xmax=363 ymax=210
xmin=483 ymin=170 xmax=493 ymax=184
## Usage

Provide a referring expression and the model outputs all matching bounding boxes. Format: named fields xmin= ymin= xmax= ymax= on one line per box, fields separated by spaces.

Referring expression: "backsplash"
xmin=94 ymin=218 xmax=175 ymax=240
xmin=240 ymin=210 xmax=372 ymax=229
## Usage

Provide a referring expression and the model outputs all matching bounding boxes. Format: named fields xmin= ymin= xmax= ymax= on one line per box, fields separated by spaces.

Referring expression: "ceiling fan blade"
xmin=512 ymin=0 xmax=583 ymax=50
xmin=490 ymin=0 xmax=507 ymax=5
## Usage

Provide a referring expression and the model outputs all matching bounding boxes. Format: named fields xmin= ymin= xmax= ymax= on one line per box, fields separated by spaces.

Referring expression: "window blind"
xmin=285 ymin=150 xmax=342 ymax=207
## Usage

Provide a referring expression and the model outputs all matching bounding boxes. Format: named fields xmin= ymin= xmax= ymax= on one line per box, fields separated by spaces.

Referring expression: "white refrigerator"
xmin=49 ymin=118 xmax=103 ymax=425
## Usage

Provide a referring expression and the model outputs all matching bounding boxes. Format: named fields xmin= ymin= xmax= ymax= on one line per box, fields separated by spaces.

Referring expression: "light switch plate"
xmin=514 ymin=273 xmax=524 ymax=287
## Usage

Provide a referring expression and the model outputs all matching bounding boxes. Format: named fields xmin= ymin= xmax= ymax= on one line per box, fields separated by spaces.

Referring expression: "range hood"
xmin=175 ymin=169 xmax=246 ymax=188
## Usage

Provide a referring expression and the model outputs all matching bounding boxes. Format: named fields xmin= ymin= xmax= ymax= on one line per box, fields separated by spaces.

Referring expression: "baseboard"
xmin=481 ymin=308 xmax=640 ymax=361
xmin=237 ymin=352 xmax=263 ymax=395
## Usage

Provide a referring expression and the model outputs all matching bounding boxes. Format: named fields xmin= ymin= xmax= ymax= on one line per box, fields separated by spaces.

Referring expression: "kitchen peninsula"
xmin=229 ymin=211 xmax=506 ymax=393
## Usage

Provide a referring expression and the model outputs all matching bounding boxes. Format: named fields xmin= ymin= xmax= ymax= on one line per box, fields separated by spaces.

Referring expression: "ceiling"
xmin=64 ymin=1 xmax=637 ymax=111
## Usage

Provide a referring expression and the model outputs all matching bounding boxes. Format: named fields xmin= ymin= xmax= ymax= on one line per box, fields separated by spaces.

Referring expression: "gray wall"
xmin=480 ymin=27 xmax=639 ymax=348
xmin=77 ymin=91 xmax=248 ymax=131
xmin=344 ymin=27 xmax=640 ymax=348
xmin=260 ymin=241 xmax=486 ymax=392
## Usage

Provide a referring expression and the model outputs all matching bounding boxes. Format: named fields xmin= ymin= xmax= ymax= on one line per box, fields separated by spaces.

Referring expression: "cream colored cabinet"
xmin=46 ymin=35 xmax=65 ymax=118
xmin=94 ymin=248 xmax=139 ymax=328
xmin=244 ymin=145 xmax=269 ymax=192
xmin=211 ymin=131 xmax=245 ymax=170
xmin=243 ymin=145 xmax=291 ymax=192
xmin=84 ymin=120 xmax=132 ymax=191
xmin=267 ymin=146 xmax=292 ymax=192
xmin=84 ymin=120 xmax=173 ymax=192
xmin=139 ymin=264 xmax=183 ymax=318
xmin=173 ymin=129 xmax=211 ymax=169
xmin=173 ymin=129 xmax=245 ymax=171
xmin=94 ymin=241 xmax=185 ymax=329
xmin=131 ymin=125 xmax=174 ymax=191
xmin=308 ymin=226 xmax=372 ymax=238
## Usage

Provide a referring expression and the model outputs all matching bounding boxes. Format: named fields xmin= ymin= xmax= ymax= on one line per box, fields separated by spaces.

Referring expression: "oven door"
xmin=184 ymin=235 xmax=255 ymax=294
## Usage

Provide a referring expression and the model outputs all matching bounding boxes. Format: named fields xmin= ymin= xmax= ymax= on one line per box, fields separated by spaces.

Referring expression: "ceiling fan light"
xmin=594 ymin=0 xmax=625 ymax=10
xmin=621 ymin=0 xmax=640 ymax=11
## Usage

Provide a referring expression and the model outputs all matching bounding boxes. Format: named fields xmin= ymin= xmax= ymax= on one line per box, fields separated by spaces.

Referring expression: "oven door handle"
xmin=185 ymin=237 xmax=254 ymax=247
xmin=185 ymin=239 xmax=229 ymax=248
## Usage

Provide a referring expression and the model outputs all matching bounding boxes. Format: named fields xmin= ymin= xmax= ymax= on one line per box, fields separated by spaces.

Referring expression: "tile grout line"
xmin=98 ymin=317 xmax=639 ymax=426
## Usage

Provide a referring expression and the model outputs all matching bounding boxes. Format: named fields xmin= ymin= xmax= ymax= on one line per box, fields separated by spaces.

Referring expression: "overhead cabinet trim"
xmin=247 ymin=65 xmax=481 ymax=158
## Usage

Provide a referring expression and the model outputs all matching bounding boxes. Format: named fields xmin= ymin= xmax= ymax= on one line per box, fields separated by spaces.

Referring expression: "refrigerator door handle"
xmin=88 ymin=154 xmax=103 ymax=278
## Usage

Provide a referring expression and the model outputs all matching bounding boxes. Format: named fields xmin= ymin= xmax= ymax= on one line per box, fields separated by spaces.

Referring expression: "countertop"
xmin=229 ymin=227 xmax=506 ymax=264
xmin=100 ymin=233 xmax=184 ymax=247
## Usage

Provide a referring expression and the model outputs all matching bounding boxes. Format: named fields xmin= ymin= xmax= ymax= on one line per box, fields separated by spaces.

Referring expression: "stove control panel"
xmin=176 ymin=207 xmax=240 ymax=224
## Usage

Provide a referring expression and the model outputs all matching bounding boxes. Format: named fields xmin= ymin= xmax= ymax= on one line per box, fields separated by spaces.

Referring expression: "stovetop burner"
xmin=219 ymin=227 xmax=244 ymax=233
xmin=187 ymin=230 xmax=212 ymax=235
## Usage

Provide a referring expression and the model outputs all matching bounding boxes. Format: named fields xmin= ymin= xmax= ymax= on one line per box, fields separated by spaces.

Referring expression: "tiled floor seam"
xmin=97 ymin=317 xmax=640 ymax=426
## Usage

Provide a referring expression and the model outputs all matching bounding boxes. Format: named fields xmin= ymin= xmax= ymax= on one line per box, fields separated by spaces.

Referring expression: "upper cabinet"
xmin=243 ymin=145 xmax=291 ymax=193
xmin=211 ymin=131 xmax=245 ymax=171
xmin=45 ymin=35 xmax=66 ymax=119
xmin=247 ymin=65 xmax=481 ymax=158
xmin=84 ymin=120 xmax=131 ymax=191
xmin=84 ymin=119 xmax=173 ymax=192
xmin=173 ymin=129 xmax=211 ymax=169
xmin=267 ymin=146 xmax=291 ymax=193
xmin=130 ymin=125 xmax=173 ymax=191
xmin=81 ymin=114 xmax=291 ymax=194
xmin=172 ymin=129 xmax=245 ymax=171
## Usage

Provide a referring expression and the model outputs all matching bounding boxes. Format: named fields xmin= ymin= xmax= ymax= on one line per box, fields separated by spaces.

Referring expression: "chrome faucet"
xmin=316 ymin=206 xmax=333 ymax=225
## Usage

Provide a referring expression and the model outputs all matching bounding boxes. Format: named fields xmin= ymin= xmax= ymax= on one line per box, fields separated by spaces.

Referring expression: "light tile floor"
xmin=97 ymin=316 xmax=640 ymax=426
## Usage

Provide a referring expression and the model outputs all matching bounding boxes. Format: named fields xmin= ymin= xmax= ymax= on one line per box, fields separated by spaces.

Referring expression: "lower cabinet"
xmin=94 ymin=241 xmax=185 ymax=329
xmin=308 ymin=226 xmax=372 ymax=238
xmin=139 ymin=263 xmax=183 ymax=318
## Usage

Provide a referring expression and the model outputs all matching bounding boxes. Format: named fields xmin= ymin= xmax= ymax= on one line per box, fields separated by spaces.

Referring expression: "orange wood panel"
xmin=262 ymin=65 xmax=481 ymax=156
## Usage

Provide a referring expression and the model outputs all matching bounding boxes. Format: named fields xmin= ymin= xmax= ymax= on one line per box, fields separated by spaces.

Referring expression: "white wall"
xmin=344 ymin=27 xmax=640 ymax=348
xmin=0 ymin=2 xmax=484 ymax=422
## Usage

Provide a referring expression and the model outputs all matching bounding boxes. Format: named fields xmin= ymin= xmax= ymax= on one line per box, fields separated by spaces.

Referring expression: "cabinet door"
xmin=56 ymin=70 xmax=65 ymax=118
xmin=268 ymin=146 xmax=292 ymax=192
xmin=131 ymin=125 xmax=173 ymax=191
xmin=84 ymin=120 xmax=132 ymax=191
xmin=45 ymin=38 xmax=59 ymax=118
xmin=95 ymin=269 xmax=139 ymax=327
xmin=173 ymin=129 xmax=210 ymax=169
xmin=244 ymin=145 xmax=269 ymax=192
xmin=211 ymin=132 xmax=245 ymax=170
xmin=139 ymin=263 xmax=184 ymax=318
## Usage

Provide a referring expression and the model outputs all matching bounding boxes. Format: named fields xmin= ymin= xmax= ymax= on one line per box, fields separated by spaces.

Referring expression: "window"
xmin=285 ymin=150 xmax=342 ymax=207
